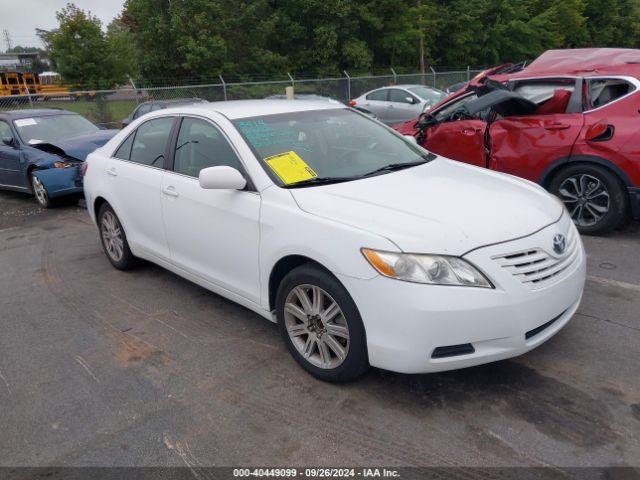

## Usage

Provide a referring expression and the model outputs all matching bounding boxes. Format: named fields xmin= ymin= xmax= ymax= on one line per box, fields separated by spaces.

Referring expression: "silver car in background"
xmin=350 ymin=84 xmax=446 ymax=125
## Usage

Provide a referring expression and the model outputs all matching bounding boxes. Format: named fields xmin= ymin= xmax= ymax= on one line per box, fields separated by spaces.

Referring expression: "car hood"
xmin=289 ymin=159 xmax=563 ymax=255
xmin=30 ymin=129 xmax=118 ymax=161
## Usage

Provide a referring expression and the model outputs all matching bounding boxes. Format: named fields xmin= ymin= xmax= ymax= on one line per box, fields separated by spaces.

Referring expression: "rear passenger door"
xmin=161 ymin=116 xmax=261 ymax=303
xmin=489 ymin=78 xmax=584 ymax=182
xmin=107 ymin=116 xmax=176 ymax=260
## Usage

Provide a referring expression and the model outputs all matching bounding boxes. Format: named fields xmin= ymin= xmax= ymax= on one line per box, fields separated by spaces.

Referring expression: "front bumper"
xmin=339 ymin=215 xmax=586 ymax=374
xmin=32 ymin=165 xmax=83 ymax=199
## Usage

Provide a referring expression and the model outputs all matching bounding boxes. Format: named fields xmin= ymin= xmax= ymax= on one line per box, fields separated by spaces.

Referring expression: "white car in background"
xmin=83 ymin=100 xmax=586 ymax=382
xmin=350 ymin=84 xmax=447 ymax=124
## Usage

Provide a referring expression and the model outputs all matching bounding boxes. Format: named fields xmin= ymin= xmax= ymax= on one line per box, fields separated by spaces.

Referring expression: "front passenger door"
xmin=161 ymin=116 xmax=261 ymax=303
xmin=387 ymin=89 xmax=422 ymax=124
xmin=0 ymin=120 xmax=23 ymax=188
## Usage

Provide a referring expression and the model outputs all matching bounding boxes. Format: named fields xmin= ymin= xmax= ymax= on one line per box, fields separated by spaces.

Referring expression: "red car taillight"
xmin=81 ymin=162 xmax=89 ymax=177
xmin=349 ymin=100 xmax=356 ymax=107
xmin=585 ymin=121 xmax=614 ymax=142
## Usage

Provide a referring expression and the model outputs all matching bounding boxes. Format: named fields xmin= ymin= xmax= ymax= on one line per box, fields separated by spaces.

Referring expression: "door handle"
xmin=461 ymin=127 xmax=481 ymax=136
xmin=162 ymin=186 xmax=179 ymax=198
xmin=544 ymin=122 xmax=570 ymax=130
xmin=107 ymin=167 xmax=117 ymax=177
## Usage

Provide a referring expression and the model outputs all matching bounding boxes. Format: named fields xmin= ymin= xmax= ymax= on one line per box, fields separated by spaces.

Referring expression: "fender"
xmin=32 ymin=165 xmax=83 ymax=199
xmin=538 ymin=155 xmax=634 ymax=188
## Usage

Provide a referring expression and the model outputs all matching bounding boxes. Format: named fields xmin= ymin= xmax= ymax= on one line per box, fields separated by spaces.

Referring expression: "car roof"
xmin=393 ymin=84 xmax=438 ymax=89
xmin=160 ymin=99 xmax=347 ymax=120
xmin=502 ymin=48 xmax=640 ymax=80
xmin=0 ymin=109 xmax=76 ymax=119
xmin=140 ymin=98 xmax=206 ymax=107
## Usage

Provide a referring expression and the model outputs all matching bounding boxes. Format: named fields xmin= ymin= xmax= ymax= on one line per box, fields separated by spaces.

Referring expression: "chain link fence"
xmin=0 ymin=69 xmax=483 ymax=129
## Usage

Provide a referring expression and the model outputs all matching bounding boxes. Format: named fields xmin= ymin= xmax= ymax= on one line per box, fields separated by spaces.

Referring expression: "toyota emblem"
xmin=552 ymin=233 xmax=567 ymax=255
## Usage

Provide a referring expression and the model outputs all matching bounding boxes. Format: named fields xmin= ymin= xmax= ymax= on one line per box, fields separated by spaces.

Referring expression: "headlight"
xmin=361 ymin=248 xmax=492 ymax=288
xmin=53 ymin=161 xmax=76 ymax=169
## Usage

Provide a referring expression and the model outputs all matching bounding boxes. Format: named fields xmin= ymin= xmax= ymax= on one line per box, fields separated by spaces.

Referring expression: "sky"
xmin=1 ymin=0 xmax=125 ymax=50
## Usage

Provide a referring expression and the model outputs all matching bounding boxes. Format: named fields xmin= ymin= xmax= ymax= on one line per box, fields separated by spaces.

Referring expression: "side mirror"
xmin=2 ymin=136 xmax=15 ymax=147
xmin=403 ymin=135 xmax=418 ymax=145
xmin=406 ymin=96 xmax=416 ymax=104
xmin=199 ymin=166 xmax=247 ymax=190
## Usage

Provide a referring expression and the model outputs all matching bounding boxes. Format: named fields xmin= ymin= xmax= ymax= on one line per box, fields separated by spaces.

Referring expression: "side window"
xmin=133 ymin=104 xmax=152 ymax=120
xmin=586 ymin=78 xmax=634 ymax=109
xmin=512 ymin=81 xmax=575 ymax=105
xmin=129 ymin=117 xmax=174 ymax=167
xmin=434 ymin=93 xmax=479 ymax=120
xmin=0 ymin=121 xmax=14 ymax=142
xmin=366 ymin=89 xmax=388 ymax=101
xmin=173 ymin=117 xmax=243 ymax=177
xmin=113 ymin=132 xmax=135 ymax=160
xmin=389 ymin=89 xmax=415 ymax=104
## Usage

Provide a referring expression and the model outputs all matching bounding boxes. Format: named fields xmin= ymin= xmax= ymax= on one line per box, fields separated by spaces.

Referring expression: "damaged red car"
xmin=396 ymin=48 xmax=640 ymax=235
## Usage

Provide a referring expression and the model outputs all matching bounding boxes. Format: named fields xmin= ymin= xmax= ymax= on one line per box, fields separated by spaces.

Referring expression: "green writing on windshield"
xmin=237 ymin=120 xmax=312 ymax=152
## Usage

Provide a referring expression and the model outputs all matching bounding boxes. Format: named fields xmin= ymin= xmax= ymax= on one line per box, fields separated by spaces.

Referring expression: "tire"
xmin=276 ymin=264 xmax=369 ymax=382
xmin=31 ymin=173 xmax=52 ymax=208
xmin=97 ymin=203 xmax=138 ymax=270
xmin=549 ymin=163 xmax=628 ymax=235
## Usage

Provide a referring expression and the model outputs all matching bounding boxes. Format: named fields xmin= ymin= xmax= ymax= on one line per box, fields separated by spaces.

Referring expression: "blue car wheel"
xmin=31 ymin=174 xmax=50 ymax=208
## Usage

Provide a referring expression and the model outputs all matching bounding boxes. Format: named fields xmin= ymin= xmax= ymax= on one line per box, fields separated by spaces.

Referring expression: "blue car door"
xmin=0 ymin=119 xmax=24 ymax=188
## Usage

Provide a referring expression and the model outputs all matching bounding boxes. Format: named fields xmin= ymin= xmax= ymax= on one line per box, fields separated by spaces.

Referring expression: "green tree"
xmin=40 ymin=4 xmax=113 ymax=88
xmin=6 ymin=46 xmax=40 ymax=53
xmin=106 ymin=16 xmax=140 ymax=83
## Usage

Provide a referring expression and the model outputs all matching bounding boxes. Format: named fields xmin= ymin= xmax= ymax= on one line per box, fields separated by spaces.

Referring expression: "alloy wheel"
xmin=101 ymin=211 xmax=124 ymax=262
xmin=284 ymin=284 xmax=350 ymax=369
xmin=32 ymin=175 xmax=48 ymax=207
xmin=558 ymin=173 xmax=610 ymax=227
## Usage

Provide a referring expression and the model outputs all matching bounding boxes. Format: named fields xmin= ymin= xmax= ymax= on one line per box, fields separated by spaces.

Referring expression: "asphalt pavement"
xmin=0 ymin=189 xmax=639 ymax=470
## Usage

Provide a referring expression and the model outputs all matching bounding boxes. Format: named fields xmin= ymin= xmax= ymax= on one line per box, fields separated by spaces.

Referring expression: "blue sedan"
xmin=0 ymin=109 xmax=118 ymax=207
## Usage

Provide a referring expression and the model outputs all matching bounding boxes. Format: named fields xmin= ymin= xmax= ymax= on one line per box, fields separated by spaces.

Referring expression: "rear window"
xmin=586 ymin=78 xmax=635 ymax=109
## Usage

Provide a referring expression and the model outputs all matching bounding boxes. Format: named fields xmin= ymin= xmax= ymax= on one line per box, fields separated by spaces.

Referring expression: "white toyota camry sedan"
xmin=84 ymin=100 xmax=586 ymax=382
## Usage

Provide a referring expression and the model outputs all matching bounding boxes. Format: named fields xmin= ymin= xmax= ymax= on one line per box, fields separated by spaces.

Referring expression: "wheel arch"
xmin=93 ymin=196 xmax=109 ymax=221
xmin=25 ymin=164 xmax=44 ymax=192
xmin=539 ymin=155 xmax=633 ymax=189
xmin=268 ymin=254 xmax=336 ymax=311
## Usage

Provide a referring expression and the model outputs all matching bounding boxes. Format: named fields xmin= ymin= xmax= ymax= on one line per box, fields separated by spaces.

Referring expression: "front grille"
xmin=525 ymin=310 xmax=566 ymax=340
xmin=432 ymin=343 xmax=475 ymax=359
xmin=492 ymin=227 xmax=579 ymax=289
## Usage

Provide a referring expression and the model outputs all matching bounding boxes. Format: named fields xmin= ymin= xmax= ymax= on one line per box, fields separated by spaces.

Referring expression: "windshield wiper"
xmin=361 ymin=159 xmax=431 ymax=178
xmin=282 ymin=176 xmax=356 ymax=188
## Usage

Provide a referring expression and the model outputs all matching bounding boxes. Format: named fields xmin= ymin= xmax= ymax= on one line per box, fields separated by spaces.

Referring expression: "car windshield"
xmin=13 ymin=114 xmax=99 ymax=145
xmin=233 ymin=108 xmax=431 ymax=187
xmin=408 ymin=86 xmax=446 ymax=104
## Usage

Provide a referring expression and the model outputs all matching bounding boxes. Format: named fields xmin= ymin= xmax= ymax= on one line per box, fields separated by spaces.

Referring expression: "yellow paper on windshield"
xmin=264 ymin=151 xmax=317 ymax=185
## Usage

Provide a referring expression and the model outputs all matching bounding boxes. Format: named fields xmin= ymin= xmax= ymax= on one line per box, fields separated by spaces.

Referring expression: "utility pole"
xmin=417 ymin=0 xmax=425 ymax=74
xmin=2 ymin=29 xmax=13 ymax=52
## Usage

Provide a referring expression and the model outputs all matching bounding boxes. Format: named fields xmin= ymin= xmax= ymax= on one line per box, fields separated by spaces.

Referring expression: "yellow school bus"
xmin=0 ymin=71 xmax=73 ymax=98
